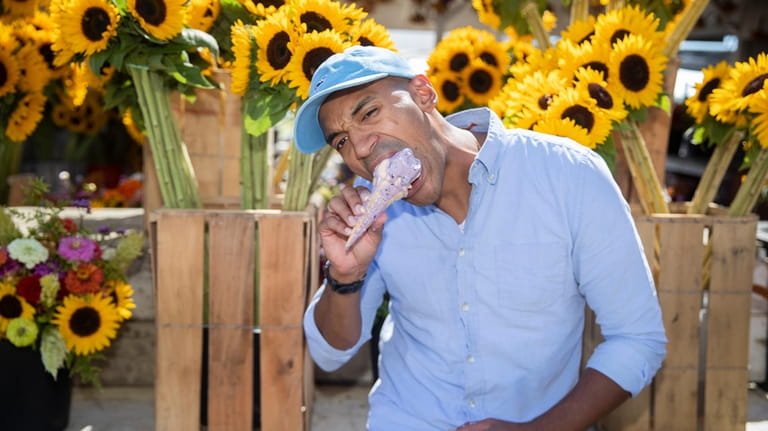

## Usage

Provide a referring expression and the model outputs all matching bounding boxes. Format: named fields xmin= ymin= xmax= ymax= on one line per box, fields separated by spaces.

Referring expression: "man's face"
xmin=317 ymin=77 xmax=444 ymax=206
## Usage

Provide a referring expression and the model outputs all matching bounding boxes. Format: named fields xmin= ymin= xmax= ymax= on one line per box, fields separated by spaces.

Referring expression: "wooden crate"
xmin=150 ymin=208 xmax=319 ymax=431
xmin=585 ymin=208 xmax=757 ymax=431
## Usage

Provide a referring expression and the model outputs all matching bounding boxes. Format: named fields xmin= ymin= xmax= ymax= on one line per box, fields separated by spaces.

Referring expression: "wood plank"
xmin=653 ymin=368 xmax=699 ymax=431
xmin=261 ymin=327 xmax=305 ymax=431
xmin=652 ymin=220 xmax=704 ymax=430
xmin=599 ymin=387 xmax=651 ymax=431
xmin=703 ymin=368 xmax=749 ymax=431
xmin=154 ymin=214 xmax=205 ymax=431
xmin=206 ymin=214 xmax=256 ymax=431
xmin=258 ymin=215 xmax=308 ymax=327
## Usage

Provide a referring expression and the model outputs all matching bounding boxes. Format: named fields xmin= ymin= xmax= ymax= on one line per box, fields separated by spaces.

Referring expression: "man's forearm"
xmin=314 ymin=287 xmax=363 ymax=350
xmin=530 ymin=367 xmax=630 ymax=431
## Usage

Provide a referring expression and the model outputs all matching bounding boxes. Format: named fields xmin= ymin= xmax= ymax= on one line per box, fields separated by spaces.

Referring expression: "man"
xmin=295 ymin=45 xmax=666 ymax=431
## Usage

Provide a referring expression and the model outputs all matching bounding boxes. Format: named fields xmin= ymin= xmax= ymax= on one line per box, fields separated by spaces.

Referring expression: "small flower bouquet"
xmin=0 ymin=180 xmax=144 ymax=384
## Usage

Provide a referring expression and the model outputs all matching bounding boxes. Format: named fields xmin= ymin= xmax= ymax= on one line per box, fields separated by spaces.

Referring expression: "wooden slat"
xmin=600 ymin=387 xmax=651 ymax=431
xmin=154 ymin=213 xmax=205 ymax=431
xmin=207 ymin=214 xmax=256 ymax=431
xmin=703 ymin=218 xmax=756 ymax=431
xmin=652 ymin=220 xmax=704 ymax=431
xmin=261 ymin=327 xmax=305 ymax=431
xmin=258 ymin=215 xmax=308 ymax=328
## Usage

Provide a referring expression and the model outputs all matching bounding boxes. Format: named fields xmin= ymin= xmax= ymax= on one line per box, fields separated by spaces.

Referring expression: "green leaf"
xmin=40 ymin=327 xmax=68 ymax=379
xmin=174 ymin=28 xmax=220 ymax=60
xmin=691 ymin=126 xmax=705 ymax=145
xmin=594 ymin=135 xmax=617 ymax=173
xmin=172 ymin=62 xmax=216 ymax=88
xmin=243 ymin=88 xmax=294 ymax=136
xmin=657 ymin=93 xmax=671 ymax=114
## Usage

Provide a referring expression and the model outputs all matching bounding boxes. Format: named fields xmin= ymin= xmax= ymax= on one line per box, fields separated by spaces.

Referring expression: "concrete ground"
xmin=63 ymin=383 xmax=768 ymax=431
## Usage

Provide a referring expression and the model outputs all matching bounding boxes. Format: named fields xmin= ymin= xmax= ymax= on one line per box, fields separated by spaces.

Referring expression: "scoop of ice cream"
xmin=344 ymin=148 xmax=422 ymax=251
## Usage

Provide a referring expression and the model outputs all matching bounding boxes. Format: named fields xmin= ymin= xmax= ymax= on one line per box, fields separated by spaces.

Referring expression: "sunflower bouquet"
xmin=227 ymin=0 xmax=396 ymax=210
xmin=0 ymin=179 xmax=144 ymax=384
xmin=684 ymin=53 xmax=768 ymax=216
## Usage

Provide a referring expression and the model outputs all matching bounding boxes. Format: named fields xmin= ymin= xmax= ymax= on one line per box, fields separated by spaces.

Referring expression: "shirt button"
xmin=468 ymin=399 xmax=476 ymax=408
xmin=458 ymin=248 xmax=465 ymax=256
xmin=461 ymin=303 xmax=470 ymax=311
xmin=467 ymin=355 xmax=475 ymax=364
xmin=488 ymin=174 xmax=496 ymax=182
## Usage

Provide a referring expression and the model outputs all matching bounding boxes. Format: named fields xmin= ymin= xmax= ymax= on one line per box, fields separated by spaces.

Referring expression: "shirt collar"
xmin=444 ymin=108 xmax=504 ymax=185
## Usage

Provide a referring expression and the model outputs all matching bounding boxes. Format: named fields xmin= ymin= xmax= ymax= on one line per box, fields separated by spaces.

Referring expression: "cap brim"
xmin=294 ymin=72 xmax=390 ymax=154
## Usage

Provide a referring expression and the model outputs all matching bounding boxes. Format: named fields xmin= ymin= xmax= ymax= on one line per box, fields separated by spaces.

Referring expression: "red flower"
xmin=61 ymin=219 xmax=77 ymax=234
xmin=17 ymin=275 xmax=42 ymax=305
xmin=64 ymin=263 xmax=104 ymax=294
xmin=0 ymin=249 xmax=7 ymax=266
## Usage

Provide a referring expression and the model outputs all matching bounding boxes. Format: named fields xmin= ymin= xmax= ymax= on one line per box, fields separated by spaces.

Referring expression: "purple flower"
xmin=98 ymin=225 xmax=111 ymax=235
xmin=0 ymin=259 xmax=21 ymax=278
xmin=33 ymin=260 xmax=62 ymax=276
xmin=71 ymin=198 xmax=92 ymax=213
xmin=58 ymin=237 xmax=98 ymax=262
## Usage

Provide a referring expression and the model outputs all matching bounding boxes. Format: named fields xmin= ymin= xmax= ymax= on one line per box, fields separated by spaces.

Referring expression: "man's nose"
xmin=349 ymin=128 xmax=376 ymax=159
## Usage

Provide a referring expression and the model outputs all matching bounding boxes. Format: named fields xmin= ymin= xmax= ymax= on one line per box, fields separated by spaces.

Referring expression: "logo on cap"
xmin=314 ymin=75 xmax=327 ymax=90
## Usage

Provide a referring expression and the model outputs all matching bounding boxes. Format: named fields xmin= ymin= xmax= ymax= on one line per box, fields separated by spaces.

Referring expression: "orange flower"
xmin=65 ymin=263 xmax=104 ymax=294
xmin=117 ymin=178 xmax=142 ymax=200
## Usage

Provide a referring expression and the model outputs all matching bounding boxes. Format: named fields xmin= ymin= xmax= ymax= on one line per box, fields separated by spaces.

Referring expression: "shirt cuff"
xmin=585 ymin=336 xmax=666 ymax=397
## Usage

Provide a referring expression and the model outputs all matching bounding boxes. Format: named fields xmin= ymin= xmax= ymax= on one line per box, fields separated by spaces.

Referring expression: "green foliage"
xmin=493 ymin=0 xmax=548 ymax=36
xmin=243 ymin=84 xmax=296 ymax=137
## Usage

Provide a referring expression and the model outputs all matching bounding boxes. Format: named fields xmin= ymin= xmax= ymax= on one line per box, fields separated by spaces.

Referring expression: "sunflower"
xmin=472 ymin=30 xmax=510 ymax=74
xmin=685 ymin=60 xmax=730 ymax=124
xmin=291 ymin=0 xmax=352 ymax=35
xmin=534 ymin=117 xmax=592 ymax=148
xmin=0 ymin=48 xmax=20 ymax=97
xmin=556 ymin=39 xmax=612 ymax=83
xmin=16 ymin=43 xmax=51 ymax=93
xmin=252 ymin=10 xmax=295 ymax=86
xmin=714 ymin=53 xmax=768 ymax=115
xmin=6 ymin=91 xmax=46 ymax=143
xmin=431 ymin=70 xmax=465 ymax=114
xmin=51 ymin=0 xmax=120 ymax=56
xmin=492 ymin=69 xmax=568 ymax=128
xmin=544 ymin=87 xmax=612 ymax=149
xmin=237 ymin=0 xmax=284 ymax=17
xmin=471 ymin=0 xmax=500 ymax=30
xmin=0 ymin=283 xmax=35 ymax=334
xmin=52 ymin=294 xmax=120 ymax=355
xmin=185 ymin=0 xmax=219 ymax=32
xmin=593 ymin=5 xmax=663 ymax=48
xmin=104 ymin=279 xmax=136 ymax=321
xmin=230 ymin=20 xmax=258 ymax=95
xmin=2 ymin=0 xmax=38 ymax=17
xmin=122 ymin=108 xmax=145 ymax=144
xmin=751 ymin=90 xmax=768 ymax=149
xmin=560 ymin=15 xmax=596 ymax=46
xmin=608 ymin=33 xmax=667 ymax=110
xmin=573 ymin=66 xmax=627 ymax=122
xmin=286 ymin=30 xmax=350 ymax=100
xmin=428 ymin=35 xmax=473 ymax=75
xmin=463 ymin=58 xmax=503 ymax=106
xmin=349 ymin=19 xmax=394 ymax=50
xmin=127 ymin=0 xmax=186 ymax=41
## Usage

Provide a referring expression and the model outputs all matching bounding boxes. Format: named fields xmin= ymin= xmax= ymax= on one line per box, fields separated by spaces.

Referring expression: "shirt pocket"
xmin=495 ymin=242 xmax=568 ymax=311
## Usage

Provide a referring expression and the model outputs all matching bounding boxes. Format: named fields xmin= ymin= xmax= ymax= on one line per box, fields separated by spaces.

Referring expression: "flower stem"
xmin=569 ymin=0 xmax=589 ymax=26
xmin=130 ymin=67 xmax=202 ymax=208
xmin=687 ymin=129 xmax=744 ymax=214
xmin=521 ymin=0 xmax=551 ymax=50
xmin=618 ymin=120 xmax=669 ymax=214
xmin=728 ymin=147 xmax=768 ymax=216
xmin=606 ymin=0 xmax=625 ymax=12
xmin=240 ymin=128 xmax=269 ymax=209
xmin=0 ymin=136 xmax=24 ymax=203
xmin=664 ymin=0 xmax=710 ymax=59
xmin=283 ymin=145 xmax=314 ymax=211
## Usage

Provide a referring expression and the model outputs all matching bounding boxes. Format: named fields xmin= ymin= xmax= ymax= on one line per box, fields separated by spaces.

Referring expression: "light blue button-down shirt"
xmin=304 ymin=108 xmax=667 ymax=430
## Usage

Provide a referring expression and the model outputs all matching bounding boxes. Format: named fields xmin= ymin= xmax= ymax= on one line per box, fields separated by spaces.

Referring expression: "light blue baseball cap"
xmin=293 ymin=45 xmax=417 ymax=154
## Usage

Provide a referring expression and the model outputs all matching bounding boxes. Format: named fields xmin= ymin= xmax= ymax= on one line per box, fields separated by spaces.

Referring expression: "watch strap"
xmin=324 ymin=260 xmax=365 ymax=294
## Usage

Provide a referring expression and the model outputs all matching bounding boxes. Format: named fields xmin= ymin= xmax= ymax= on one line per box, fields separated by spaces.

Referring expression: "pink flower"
xmin=58 ymin=237 xmax=98 ymax=262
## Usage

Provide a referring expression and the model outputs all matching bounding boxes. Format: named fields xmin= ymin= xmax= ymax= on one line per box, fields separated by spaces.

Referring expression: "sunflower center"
xmin=257 ymin=0 xmax=283 ymax=8
xmin=69 ymin=306 xmax=101 ymax=337
xmin=562 ymin=105 xmax=594 ymax=132
xmin=81 ymin=7 xmax=111 ymax=41
xmin=698 ymin=78 xmax=720 ymax=101
xmin=302 ymin=47 xmax=335 ymax=82
xmin=0 ymin=63 xmax=6 ymax=87
xmin=587 ymin=83 xmax=614 ymax=109
xmin=135 ymin=0 xmax=167 ymax=27
xmin=577 ymin=31 xmax=594 ymax=45
xmin=742 ymin=74 xmax=768 ymax=97
xmin=441 ymin=80 xmax=460 ymax=102
xmin=0 ymin=295 xmax=22 ymax=318
xmin=538 ymin=94 xmax=553 ymax=110
xmin=358 ymin=36 xmax=374 ymax=47
xmin=583 ymin=61 xmax=608 ymax=79
xmin=479 ymin=52 xmax=498 ymax=67
xmin=266 ymin=30 xmax=291 ymax=70
xmin=610 ymin=30 xmax=631 ymax=46
xmin=449 ymin=53 xmax=469 ymax=72
xmin=39 ymin=44 xmax=56 ymax=70
xmin=619 ymin=54 xmax=649 ymax=92
xmin=468 ymin=69 xmax=493 ymax=94
xmin=300 ymin=12 xmax=332 ymax=33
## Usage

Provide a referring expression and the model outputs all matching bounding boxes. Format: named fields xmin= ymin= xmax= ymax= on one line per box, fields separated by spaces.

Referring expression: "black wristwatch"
xmin=324 ymin=260 xmax=365 ymax=294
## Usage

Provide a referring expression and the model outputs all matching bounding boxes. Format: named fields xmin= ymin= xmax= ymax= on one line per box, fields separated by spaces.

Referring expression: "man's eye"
xmin=362 ymin=108 xmax=377 ymax=120
xmin=335 ymin=136 xmax=348 ymax=151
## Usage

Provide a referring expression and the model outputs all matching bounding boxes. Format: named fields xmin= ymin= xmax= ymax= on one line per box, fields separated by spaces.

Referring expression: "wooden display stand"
xmin=150 ymin=208 xmax=319 ymax=431
xmin=584 ymin=206 xmax=758 ymax=430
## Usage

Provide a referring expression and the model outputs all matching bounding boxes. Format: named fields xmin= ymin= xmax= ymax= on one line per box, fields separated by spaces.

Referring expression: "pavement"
xmin=62 ymin=382 xmax=768 ymax=431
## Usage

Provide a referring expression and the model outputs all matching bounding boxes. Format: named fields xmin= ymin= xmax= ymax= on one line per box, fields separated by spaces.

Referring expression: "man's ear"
xmin=409 ymin=75 xmax=438 ymax=110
